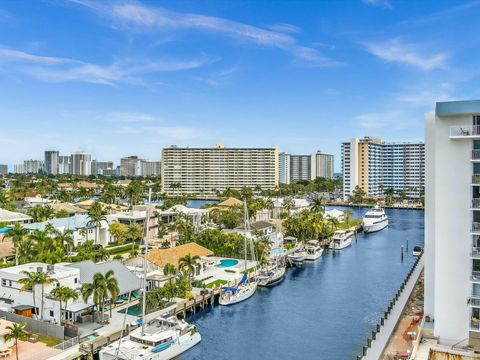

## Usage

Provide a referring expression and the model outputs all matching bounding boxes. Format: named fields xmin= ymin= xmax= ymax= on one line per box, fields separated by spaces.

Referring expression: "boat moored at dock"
xmin=98 ymin=316 xmax=201 ymax=360
xmin=257 ymin=264 xmax=286 ymax=287
xmin=304 ymin=240 xmax=324 ymax=260
xmin=362 ymin=206 xmax=388 ymax=233
xmin=329 ymin=230 xmax=354 ymax=250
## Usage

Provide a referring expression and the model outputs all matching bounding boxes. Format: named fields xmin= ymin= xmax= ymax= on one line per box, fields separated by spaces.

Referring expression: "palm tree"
xmin=283 ymin=197 xmax=295 ymax=216
xmin=126 ymin=222 xmax=143 ymax=256
xmin=16 ymin=238 xmax=36 ymax=265
xmin=5 ymin=322 xmax=28 ymax=360
xmin=82 ymin=271 xmax=119 ymax=323
xmin=178 ymin=253 xmax=200 ymax=287
xmin=52 ymin=228 xmax=74 ymax=254
xmin=36 ymin=271 xmax=56 ymax=320
xmin=18 ymin=271 xmax=40 ymax=319
xmin=7 ymin=223 xmax=29 ymax=266
xmin=344 ymin=208 xmax=354 ymax=225
xmin=163 ymin=263 xmax=177 ymax=300
xmin=310 ymin=195 xmax=325 ymax=215
xmin=87 ymin=202 xmax=107 ymax=245
xmin=50 ymin=286 xmax=79 ymax=322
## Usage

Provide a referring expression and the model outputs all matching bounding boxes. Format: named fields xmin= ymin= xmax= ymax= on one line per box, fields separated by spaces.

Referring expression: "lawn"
xmin=36 ymin=333 xmax=63 ymax=347
xmin=205 ymin=279 xmax=227 ymax=288
xmin=337 ymin=218 xmax=362 ymax=229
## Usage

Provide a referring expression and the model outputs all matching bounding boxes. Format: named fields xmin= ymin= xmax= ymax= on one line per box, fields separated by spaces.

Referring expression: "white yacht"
xmin=329 ymin=230 xmax=354 ymax=250
xmin=362 ymin=206 xmax=389 ymax=233
xmin=219 ymin=200 xmax=258 ymax=306
xmin=304 ymin=240 xmax=324 ymax=260
xmin=98 ymin=316 xmax=201 ymax=360
xmin=413 ymin=246 xmax=423 ymax=256
xmin=287 ymin=249 xmax=307 ymax=264
xmin=257 ymin=264 xmax=286 ymax=287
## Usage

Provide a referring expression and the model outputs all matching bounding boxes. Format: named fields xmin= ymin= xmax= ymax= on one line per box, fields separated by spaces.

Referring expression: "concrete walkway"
xmin=363 ymin=255 xmax=424 ymax=360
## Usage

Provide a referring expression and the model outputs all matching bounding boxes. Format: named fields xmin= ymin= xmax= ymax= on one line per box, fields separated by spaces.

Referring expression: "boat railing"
xmin=473 ymin=222 xmax=480 ymax=232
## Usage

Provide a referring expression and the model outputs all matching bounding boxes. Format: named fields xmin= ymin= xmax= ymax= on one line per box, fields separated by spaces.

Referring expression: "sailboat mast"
xmin=244 ymin=199 xmax=248 ymax=272
xmin=141 ymin=187 xmax=152 ymax=336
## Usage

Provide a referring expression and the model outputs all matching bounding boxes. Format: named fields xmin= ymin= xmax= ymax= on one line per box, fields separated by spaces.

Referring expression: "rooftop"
xmin=147 ymin=243 xmax=213 ymax=268
xmin=50 ymin=203 xmax=88 ymax=215
xmin=235 ymin=220 xmax=275 ymax=231
xmin=24 ymin=214 xmax=99 ymax=231
xmin=217 ymin=197 xmax=242 ymax=208
xmin=0 ymin=262 xmax=79 ymax=279
xmin=436 ymin=99 xmax=480 ymax=116
xmin=0 ymin=208 xmax=32 ymax=222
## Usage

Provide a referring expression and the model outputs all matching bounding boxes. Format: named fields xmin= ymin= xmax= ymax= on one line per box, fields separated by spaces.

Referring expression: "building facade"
xmin=58 ymin=155 xmax=71 ymax=175
xmin=424 ymin=100 xmax=480 ymax=348
xmin=44 ymin=150 xmax=59 ymax=175
xmin=91 ymin=160 xmax=114 ymax=175
xmin=0 ymin=165 xmax=7 ymax=175
xmin=161 ymin=144 xmax=279 ymax=195
xmin=290 ymin=155 xmax=311 ymax=182
xmin=23 ymin=160 xmax=44 ymax=174
xmin=71 ymin=152 xmax=91 ymax=176
xmin=311 ymin=151 xmax=334 ymax=179
xmin=278 ymin=152 xmax=291 ymax=184
xmin=341 ymin=136 xmax=425 ymax=200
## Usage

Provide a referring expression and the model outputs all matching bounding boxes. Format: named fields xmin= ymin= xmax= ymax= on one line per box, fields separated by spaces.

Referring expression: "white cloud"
xmin=364 ymin=39 xmax=448 ymax=71
xmin=355 ymin=110 xmax=401 ymax=129
xmin=265 ymin=23 xmax=301 ymax=34
xmin=102 ymin=112 xmax=156 ymax=123
xmin=72 ymin=0 xmax=338 ymax=67
xmin=0 ymin=46 xmax=213 ymax=85
xmin=362 ymin=0 xmax=392 ymax=8
xmin=193 ymin=66 xmax=240 ymax=86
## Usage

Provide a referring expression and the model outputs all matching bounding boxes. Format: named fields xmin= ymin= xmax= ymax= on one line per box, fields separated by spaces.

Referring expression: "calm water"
xmin=182 ymin=207 xmax=424 ymax=360
xmin=146 ymin=199 xmax=218 ymax=208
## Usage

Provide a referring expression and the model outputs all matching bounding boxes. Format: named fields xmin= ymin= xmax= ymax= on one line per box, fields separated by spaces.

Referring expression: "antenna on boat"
xmin=141 ymin=187 xmax=152 ymax=336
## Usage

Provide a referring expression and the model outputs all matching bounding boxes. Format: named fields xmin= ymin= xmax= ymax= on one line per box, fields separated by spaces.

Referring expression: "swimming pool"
xmin=270 ymin=248 xmax=287 ymax=255
xmin=219 ymin=259 xmax=239 ymax=268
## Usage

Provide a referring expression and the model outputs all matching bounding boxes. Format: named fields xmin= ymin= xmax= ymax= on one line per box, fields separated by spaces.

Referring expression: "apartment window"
xmin=49 ymin=310 xmax=54 ymax=317
xmin=1 ymin=279 xmax=5 ymax=287
xmin=74 ymin=278 xmax=78 ymax=284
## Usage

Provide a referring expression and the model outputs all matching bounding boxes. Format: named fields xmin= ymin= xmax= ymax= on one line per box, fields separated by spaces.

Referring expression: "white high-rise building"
xmin=311 ymin=151 xmax=334 ymax=179
xmin=71 ymin=152 xmax=91 ymax=176
xmin=425 ymin=100 xmax=480 ymax=349
xmin=44 ymin=150 xmax=59 ymax=175
xmin=278 ymin=152 xmax=291 ymax=184
xmin=58 ymin=155 xmax=71 ymax=174
xmin=23 ymin=159 xmax=44 ymax=174
xmin=161 ymin=144 xmax=279 ymax=195
xmin=91 ymin=160 xmax=114 ymax=175
xmin=341 ymin=136 xmax=424 ymax=201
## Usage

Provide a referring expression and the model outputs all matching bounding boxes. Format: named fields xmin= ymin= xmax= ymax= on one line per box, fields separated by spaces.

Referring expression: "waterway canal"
xmin=183 ymin=207 xmax=424 ymax=360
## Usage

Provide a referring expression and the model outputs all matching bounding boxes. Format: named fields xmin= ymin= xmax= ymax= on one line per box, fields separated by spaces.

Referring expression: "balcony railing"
xmin=473 ymin=248 xmax=480 ymax=258
xmin=474 ymin=150 xmax=480 ymax=160
xmin=473 ymin=223 xmax=480 ymax=232
xmin=470 ymin=297 xmax=480 ymax=307
xmin=471 ymin=319 xmax=480 ymax=331
xmin=473 ymin=175 xmax=480 ymax=185
xmin=472 ymin=271 xmax=480 ymax=282
xmin=473 ymin=199 xmax=480 ymax=209
xmin=451 ymin=125 xmax=480 ymax=137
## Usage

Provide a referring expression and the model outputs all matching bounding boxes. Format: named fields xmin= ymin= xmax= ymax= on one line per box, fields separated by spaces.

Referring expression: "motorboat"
xmin=219 ymin=273 xmax=258 ymax=305
xmin=413 ymin=246 xmax=423 ymax=256
xmin=304 ymin=240 xmax=324 ymax=260
xmin=98 ymin=316 xmax=201 ymax=360
xmin=257 ymin=264 xmax=286 ymax=287
xmin=287 ymin=249 xmax=307 ymax=264
xmin=329 ymin=230 xmax=354 ymax=250
xmin=362 ymin=206 xmax=389 ymax=233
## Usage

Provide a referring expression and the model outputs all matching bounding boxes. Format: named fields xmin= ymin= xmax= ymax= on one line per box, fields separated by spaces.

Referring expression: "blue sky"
xmin=0 ymin=0 xmax=479 ymax=170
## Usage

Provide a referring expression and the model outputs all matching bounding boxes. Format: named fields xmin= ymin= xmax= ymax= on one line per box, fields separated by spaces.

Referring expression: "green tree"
xmin=16 ymin=238 xmax=36 ymax=265
xmin=87 ymin=201 xmax=107 ymax=245
xmin=310 ymin=195 xmax=325 ymax=214
xmin=126 ymin=222 xmax=143 ymax=256
xmin=344 ymin=208 xmax=354 ymax=225
xmin=178 ymin=253 xmax=200 ymax=287
xmin=8 ymin=223 xmax=29 ymax=266
xmin=5 ymin=322 xmax=28 ymax=360
xmin=82 ymin=270 xmax=119 ymax=322
xmin=108 ymin=221 xmax=129 ymax=245
xmin=351 ymin=186 xmax=366 ymax=204
xmin=50 ymin=286 xmax=79 ymax=322
xmin=36 ymin=271 xmax=56 ymax=320
xmin=163 ymin=263 xmax=177 ymax=300
xmin=18 ymin=271 xmax=41 ymax=319
xmin=125 ymin=181 xmax=144 ymax=207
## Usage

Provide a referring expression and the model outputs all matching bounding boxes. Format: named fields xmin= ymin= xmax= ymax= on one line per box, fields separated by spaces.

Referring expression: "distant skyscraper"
xmin=71 ymin=152 xmax=92 ymax=176
xmin=278 ymin=152 xmax=291 ymax=184
xmin=44 ymin=150 xmax=59 ymax=175
xmin=311 ymin=151 xmax=334 ymax=179
xmin=120 ymin=156 xmax=142 ymax=176
xmin=58 ymin=155 xmax=71 ymax=174
xmin=91 ymin=160 xmax=114 ymax=175
xmin=23 ymin=159 xmax=44 ymax=174
xmin=13 ymin=164 xmax=24 ymax=174
xmin=341 ymin=136 xmax=424 ymax=200
xmin=0 ymin=165 xmax=7 ymax=175
xmin=290 ymin=154 xmax=311 ymax=182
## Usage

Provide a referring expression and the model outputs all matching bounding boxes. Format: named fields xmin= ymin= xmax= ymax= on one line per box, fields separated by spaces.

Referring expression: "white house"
xmin=0 ymin=208 xmax=32 ymax=225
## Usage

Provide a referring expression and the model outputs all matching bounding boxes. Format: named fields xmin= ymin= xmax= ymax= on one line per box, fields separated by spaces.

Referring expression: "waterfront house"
xmin=147 ymin=243 xmax=213 ymax=277
xmin=323 ymin=208 xmax=345 ymax=221
xmin=49 ymin=203 xmax=88 ymax=216
xmin=0 ymin=208 xmax=32 ymax=225
xmin=158 ymin=205 xmax=208 ymax=228
xmin=0 ymin=262 xmax=83 ymax=323
xmin=217 ymin=197 xmax=242 ymax=209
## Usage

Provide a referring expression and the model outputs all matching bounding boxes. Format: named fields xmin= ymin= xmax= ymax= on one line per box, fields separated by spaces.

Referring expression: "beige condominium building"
xmin=161 ymin=144 xmax=279 ymax=196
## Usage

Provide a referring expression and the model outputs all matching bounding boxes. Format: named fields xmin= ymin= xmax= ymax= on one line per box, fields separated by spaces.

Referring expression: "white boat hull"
xmin=99 ymin=332 xmax=201 ymax=360
xmin=363 ymin=218 xmax=388 ymax=233
xmin=329 ymin=237 xmax=352 ymax=250
xmin=219 ymin=282 xmax=257 ymax=305
xmin=305 ymin=248 xmax=324 ymax=260
xmin=258 ymin=266 xmax=286 ymax=287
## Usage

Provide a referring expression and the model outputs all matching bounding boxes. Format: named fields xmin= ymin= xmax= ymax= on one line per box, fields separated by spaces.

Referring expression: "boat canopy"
xmin=237 ymin=273 xmax=247 ymax=286
xmin=221 ymin=286 xmax=238 ymax=292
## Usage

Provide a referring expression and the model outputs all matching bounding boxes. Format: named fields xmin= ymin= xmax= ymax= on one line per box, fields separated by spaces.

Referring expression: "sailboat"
xmin=99 ymin=189 xmax=201 ymax=360
xmin=219 ymin=200 xmax=258 ymax=305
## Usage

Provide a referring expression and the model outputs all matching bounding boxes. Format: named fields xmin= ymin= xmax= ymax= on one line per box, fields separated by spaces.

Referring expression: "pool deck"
xmin=196 ymin=257 xmax=258 ymax=286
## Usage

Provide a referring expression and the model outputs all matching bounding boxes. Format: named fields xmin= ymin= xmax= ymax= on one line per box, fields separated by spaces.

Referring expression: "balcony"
xmin=470 ymin=297 xmax=480 ymax=307
xmin=473 ymin=175 xmax=480 ymax=185
xmin=473 ymin=223 xmax=480 ymax=233
xmin=473 ymin=248 xmax=480 ymax=259
xmin=474 ymin=150 xmax=480 ymax=161
xmin=451 ymin=125 xmax=480 ymax=138
xmin=472 ymin=319 xmax=480 ymax=331
xmin=472 ymin=271 xmax=480 ymax=282
xmin=473 ymin=199 xmax=480 ymax=209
